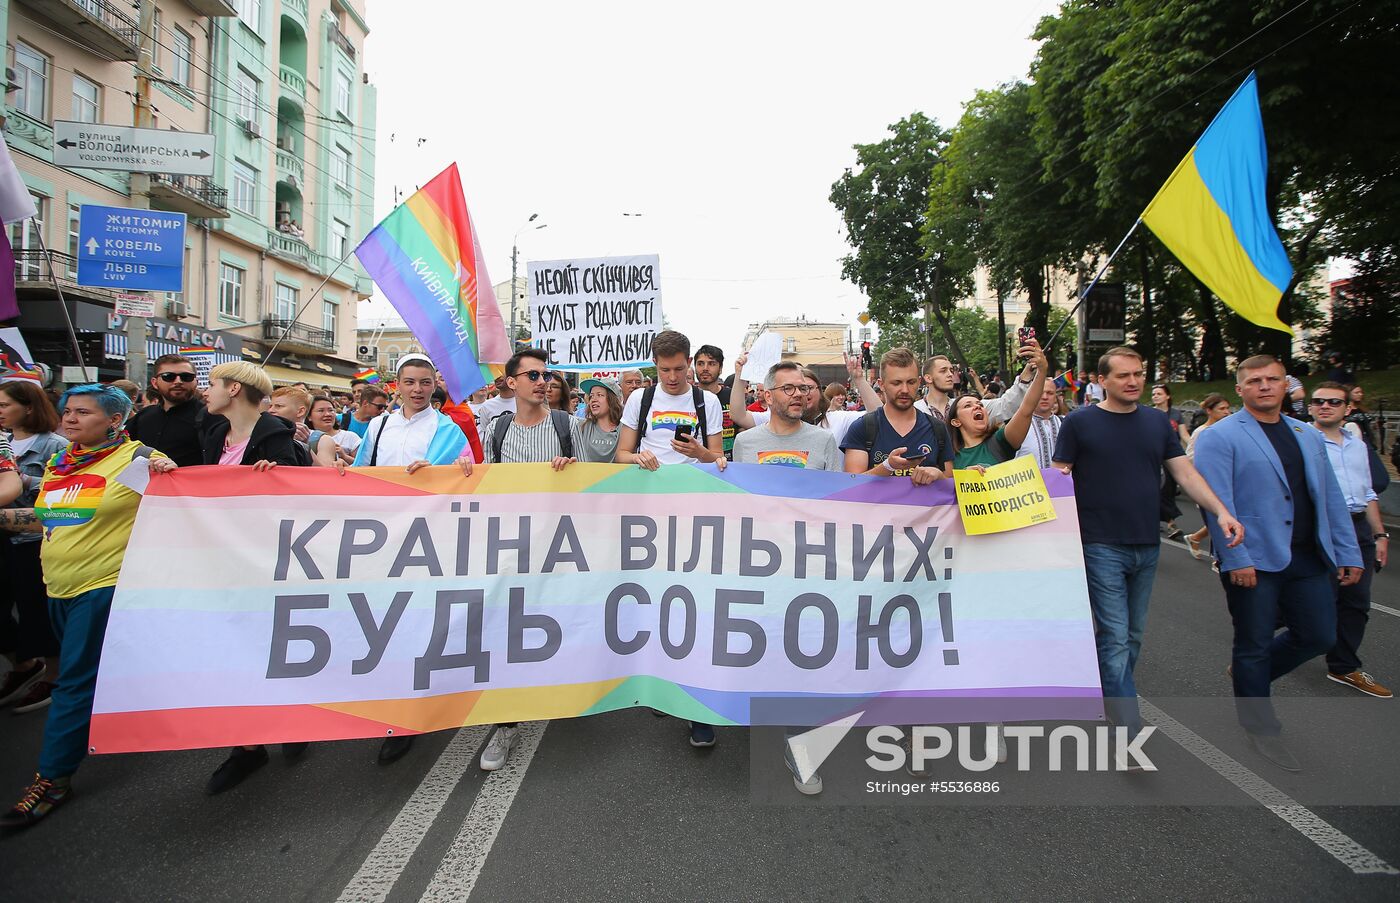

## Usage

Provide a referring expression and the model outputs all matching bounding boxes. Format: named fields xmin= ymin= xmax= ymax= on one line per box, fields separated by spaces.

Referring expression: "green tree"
xmin=831 ymin=114 xmax=978 ymax=369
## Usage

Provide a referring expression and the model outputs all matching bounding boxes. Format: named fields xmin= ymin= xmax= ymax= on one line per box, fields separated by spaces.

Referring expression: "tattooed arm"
xmin=0 ymin=508 xmax=42 ymax=533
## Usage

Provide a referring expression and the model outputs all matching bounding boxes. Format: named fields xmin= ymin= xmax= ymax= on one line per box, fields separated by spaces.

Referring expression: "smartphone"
xmin=901 ymin=452 xmax=928 ymax=465
xmin=674 ymin=423 xmax=693 ymax=441
xmin=1017 ymin=326 xmax=1036 ymax=346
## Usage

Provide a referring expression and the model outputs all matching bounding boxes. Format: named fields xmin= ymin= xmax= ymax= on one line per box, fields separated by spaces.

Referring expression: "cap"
xmin=580 ymin=377 xmax=621 ymax=401
xmin=395 ymin=353 xmax=435 ymax=373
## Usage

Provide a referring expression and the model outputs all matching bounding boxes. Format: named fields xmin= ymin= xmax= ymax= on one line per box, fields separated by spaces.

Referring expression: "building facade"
xmin=740 ymin=316 xmax=850 ymax=387
xmin=3 ymin=0 xmax=376 ymax=389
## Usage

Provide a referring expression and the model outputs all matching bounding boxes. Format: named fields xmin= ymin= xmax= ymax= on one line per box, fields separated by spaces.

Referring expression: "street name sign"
xmin=77 ymin=205 xmax=186 ymax=293
xmin=53 ymin=121 xmax=216 ymax=177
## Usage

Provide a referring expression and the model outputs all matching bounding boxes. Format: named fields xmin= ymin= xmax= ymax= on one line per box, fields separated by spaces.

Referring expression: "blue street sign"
xmin=76 ymin=205 xmax=187 ymax=292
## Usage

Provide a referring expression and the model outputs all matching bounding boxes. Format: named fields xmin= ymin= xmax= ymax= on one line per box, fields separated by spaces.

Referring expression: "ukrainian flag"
xmin=1142 ymin=73 xmax=1293 ymax=334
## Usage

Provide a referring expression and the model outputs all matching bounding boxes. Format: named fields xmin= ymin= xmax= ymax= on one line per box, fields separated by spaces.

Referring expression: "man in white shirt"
xmin=1014 ymin=383 xmax=1064 ymax=470
xmin=1308 ymin=381 xmax=1390 ymax=698
xmin=617 ymin=330 xmax=724 ymax=470
xmin=351 ymin=355 xmax=469 ymax=470
xmin=614 ymin=330 xmax=724 ymax=751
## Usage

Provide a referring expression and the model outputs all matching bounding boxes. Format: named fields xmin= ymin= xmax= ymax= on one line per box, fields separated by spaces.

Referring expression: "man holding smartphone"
xmin=840 ymin=346 xmax=952 ymax=485
xmin=617 ymin=330 xmax=725 ymax=472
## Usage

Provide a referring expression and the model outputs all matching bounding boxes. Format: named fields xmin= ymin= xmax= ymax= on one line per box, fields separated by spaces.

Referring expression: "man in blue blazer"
xmin=1195 ymin=355 xmax=1363 ymax=772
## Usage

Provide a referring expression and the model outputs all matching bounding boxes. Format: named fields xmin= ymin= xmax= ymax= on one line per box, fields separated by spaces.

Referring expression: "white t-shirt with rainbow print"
xmin=621 ymin=385 xmax=725 ymax=465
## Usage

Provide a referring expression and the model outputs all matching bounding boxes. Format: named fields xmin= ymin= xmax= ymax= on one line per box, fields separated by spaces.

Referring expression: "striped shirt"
xmin=483 ymin=412 xmax=583 ymax=464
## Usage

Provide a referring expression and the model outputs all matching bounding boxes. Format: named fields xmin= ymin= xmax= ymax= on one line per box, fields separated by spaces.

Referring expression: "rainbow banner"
xmin=88 ymin=464 xmax=1102 ymax=753
xmin=1142 ymin=72 xmax=1294 ymax=334
xmin=353 ymin=368 xmax=381 ymax=384
xmin=354 ymin=164 xmax=509 ymax=401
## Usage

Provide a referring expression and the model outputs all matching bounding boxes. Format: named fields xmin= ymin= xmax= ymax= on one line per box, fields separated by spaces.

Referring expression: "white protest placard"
xmin=744 ymin=331 xmax=784 ymax=384
xmin=528 ymin=254 xmax=662 ymax=371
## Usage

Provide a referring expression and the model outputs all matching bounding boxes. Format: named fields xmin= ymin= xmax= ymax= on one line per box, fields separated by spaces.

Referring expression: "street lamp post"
xmin=510 ymin=214 xmax=547 ymax=346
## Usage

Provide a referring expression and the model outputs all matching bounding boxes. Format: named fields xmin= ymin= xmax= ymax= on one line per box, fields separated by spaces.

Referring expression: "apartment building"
xmin=3 ymin=0 xmax=377 ymax=390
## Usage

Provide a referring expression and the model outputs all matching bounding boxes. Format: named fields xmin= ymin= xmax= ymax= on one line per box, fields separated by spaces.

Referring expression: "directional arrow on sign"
xmin=193 ymin=150 xmax=210 ymax=159
xmin=57 ymin=138 xmax=77 ymax=149
xmin=85 ymin=237 xmax=99 ymax=255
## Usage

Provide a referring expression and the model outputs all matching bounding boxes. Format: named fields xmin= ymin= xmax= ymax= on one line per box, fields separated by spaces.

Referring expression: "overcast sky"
xmin=358 ymin=0 xmax=1061 ymax=363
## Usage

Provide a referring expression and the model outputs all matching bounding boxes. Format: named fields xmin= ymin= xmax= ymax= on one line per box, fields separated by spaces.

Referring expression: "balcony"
xmin=183 ymin=0 xmax=237 ymax=15
xmin=275 ymin=148 xmax=304 ymax=187
xmin=149 ymin=173 xmax=230 ymax=219
xmin=278 ymin=65 xmax=306 ymax=106
xmin=262 ymin=317 xmax=335 ymax=352
xmin=15 ymin=0 xmax=139 ymax=61
xmin=281 ymin=0 xmax=308 ymax=29
xmin=13 ymin=249 xmax=120 ymax=302
xmin=267 ymin=228 xmax=324 ymax=272
xmin=329 ymin=19 xmax=357 ymax=60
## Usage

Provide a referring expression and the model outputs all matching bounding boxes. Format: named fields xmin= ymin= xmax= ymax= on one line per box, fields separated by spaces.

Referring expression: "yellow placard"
xmin=953 ymin=455 xmax=1058 ymax=535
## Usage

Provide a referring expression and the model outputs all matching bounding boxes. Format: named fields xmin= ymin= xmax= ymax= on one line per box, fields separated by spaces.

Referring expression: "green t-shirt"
xmin=955 ymin=426 xmax=1015 ymax=469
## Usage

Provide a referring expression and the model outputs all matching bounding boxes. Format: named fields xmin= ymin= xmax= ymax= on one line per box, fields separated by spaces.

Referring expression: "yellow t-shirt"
xmin=36 ymin=440 xmax=150 ymax=598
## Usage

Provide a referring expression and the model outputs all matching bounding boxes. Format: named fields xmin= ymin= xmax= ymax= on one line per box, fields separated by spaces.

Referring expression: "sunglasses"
xmin=510 ymin=370 xmax=547 ymax=382
xmin=157 ymin=372 xmax=196 ymax=383
xmin=1309 ymin=397 xmax=1347 ymax=407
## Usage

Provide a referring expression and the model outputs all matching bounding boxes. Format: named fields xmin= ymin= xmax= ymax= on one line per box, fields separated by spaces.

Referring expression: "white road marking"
xmin=1141 ymin=699 xmax=1399 ymax=876
xmin=1372 ymin=602 xmax=1400 ymax=619
xmin=335 ymin=726 xmax=490 ymax=903
xmin=420 ymin=722 xmax=548 ymax=902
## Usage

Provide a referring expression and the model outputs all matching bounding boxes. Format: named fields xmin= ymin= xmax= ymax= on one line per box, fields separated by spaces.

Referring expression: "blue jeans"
xmin=1081 ymin=543 xmax=1160 ymax=734
xmin=1221 ymin=549 xmax=1335 ymax=736
xmin=38 ymin=586 xmax=115 ymax=778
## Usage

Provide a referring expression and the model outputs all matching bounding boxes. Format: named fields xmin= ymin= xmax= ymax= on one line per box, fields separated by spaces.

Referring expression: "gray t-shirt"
xmin=576 ymin=419 xmax=620 ymax=463
xmin=732 ymin=421 xmax=843 ymax=472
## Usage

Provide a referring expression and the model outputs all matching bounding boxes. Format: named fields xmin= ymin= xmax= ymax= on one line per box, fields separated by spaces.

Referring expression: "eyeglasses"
xmin=773 ymin=384 xmax=814 ymax=397
xmin=1309 ymin=397 xmax=1347 ymax=407
xmin=363 ymin=401 xmax=387 ymax=410
xmin=510 ymin=370 xmax=546 ymax=382
xmin=157 ymin=372 xmax=196 ymax=383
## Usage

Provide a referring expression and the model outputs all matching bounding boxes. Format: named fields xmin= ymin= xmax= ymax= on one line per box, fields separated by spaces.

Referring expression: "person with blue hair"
xmin=0 ymin=383 xmax=175 ymax=829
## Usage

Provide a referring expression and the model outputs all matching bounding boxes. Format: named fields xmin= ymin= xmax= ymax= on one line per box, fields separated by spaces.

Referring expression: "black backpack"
xmin=635 ymin=385 xmax=708 ymax=451
xmin=492 ymin=410 xmax=574 ymax=462
xmin=859 ymin=408 xmax=947 ymax=464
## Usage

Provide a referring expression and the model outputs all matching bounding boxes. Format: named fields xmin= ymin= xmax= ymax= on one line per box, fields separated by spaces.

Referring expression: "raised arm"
xmin=845 ymin=353 xmax=880 ymax=410
xmin=1001 ymin=341 xmax=1048 ymax=450
xmin=729 ymin=353 xmax=756 ymax=430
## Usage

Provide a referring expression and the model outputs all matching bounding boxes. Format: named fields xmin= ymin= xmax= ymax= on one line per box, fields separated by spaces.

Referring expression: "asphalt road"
xmin=2 ymin=508 xmax=1399 ymax=902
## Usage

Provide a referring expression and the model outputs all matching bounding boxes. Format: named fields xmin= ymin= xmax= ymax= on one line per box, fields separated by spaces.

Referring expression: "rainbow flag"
xmin=353 ymin=368 xmax=380 ymax=384
xmin=354 ymin=164 xmax=509 ymax=400
xmin=1142 ymin=73 xmax=1293 ymax=334
xmin=1053 ymin=369 xmax=1079 ymax=392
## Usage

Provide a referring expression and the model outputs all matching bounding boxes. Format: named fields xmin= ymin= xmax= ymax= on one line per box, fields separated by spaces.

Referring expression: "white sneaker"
xmin=479 ymin=725 xmax=520 ymax=771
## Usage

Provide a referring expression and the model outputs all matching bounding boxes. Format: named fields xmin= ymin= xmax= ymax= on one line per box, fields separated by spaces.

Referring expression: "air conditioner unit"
xmin=242 ymin=118 xmax=261 ymax=139
xmin=167 ymin=299 xmax=189 ymax=319
xmin=357 ymin=344 xmax=377 ymax=362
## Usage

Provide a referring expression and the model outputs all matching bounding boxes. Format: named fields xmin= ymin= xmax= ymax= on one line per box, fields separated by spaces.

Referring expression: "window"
xmin=151 ymin=8 xmax=162 ymax=70
xmin=219 ymin=263 xmax=245 ymax=319
xmin=71 ymin=74 xmax=100 ymax=123
xmin=322 ymin=300 xmax=338 ymax=336
xmin=237 ymin=0 xmax=260 ymax=33
xmin=331 ymin=219 xmax=349 ymax=259
xmin=386 ymin=350 xmax=402 ymax=371
xmin=234 ymin=68 xmax=259 ymax=125
xmin=334 ymin=69 xmax=352 ymax=119
xmin=231 ymin=160 xmax=257 ymax=215
xmin=10 ymin=194 xmax=45 ymax=279
xmin=67 ymin=204 xmax=80 ymax=277
xmin=330 ymin=145 xmax=351 ymax=188
xmin=172 ymin=28 xmax=193 ymax=88
xmin=14 ymin=43 xmax=48 ymax=120
xmin=275 ymin=283 xmax=298 ymax=321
